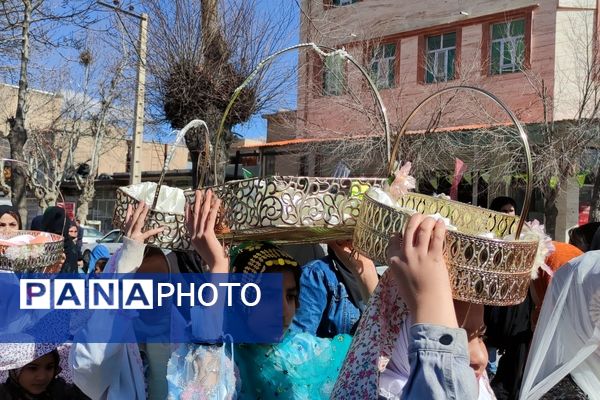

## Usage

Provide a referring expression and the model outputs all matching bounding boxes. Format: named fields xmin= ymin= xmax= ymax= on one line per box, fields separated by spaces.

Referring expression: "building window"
xmin=323 ymin=54 xmax=346 ymax=96
xmin=333 ymin=0 xmax=358 ymax=5
xmin=425 ymin=32 xmax=456 ymax=83
xmin=370 ymin=43 xmax=396 ymax=89
xmin=490 ymin=19 xmax=525 ymax=74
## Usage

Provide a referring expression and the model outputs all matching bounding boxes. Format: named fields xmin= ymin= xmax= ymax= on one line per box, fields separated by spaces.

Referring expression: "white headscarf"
xmin=520 ymin=251 xmax=600 ymax=399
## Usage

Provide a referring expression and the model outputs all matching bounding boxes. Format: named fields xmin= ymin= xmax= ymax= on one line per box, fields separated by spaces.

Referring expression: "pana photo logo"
xmin=20 ymin=278 xmax=262 ymax=310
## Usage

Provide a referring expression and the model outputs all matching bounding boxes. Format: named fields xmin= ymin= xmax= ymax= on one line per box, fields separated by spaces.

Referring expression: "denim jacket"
xmin=400 ymin=324 xmax=479 ymax=400
xmin=290 ymin=257 xmax=361 ymax=338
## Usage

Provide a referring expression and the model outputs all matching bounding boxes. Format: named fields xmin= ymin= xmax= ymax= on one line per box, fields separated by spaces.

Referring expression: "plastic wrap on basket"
xmin=113 ymin=181 xmax=191 ymax=250
xmin=0 ymin=230 xmax=64 ymax=273
xmin=352 ymin=86 xmax=542 ymax=306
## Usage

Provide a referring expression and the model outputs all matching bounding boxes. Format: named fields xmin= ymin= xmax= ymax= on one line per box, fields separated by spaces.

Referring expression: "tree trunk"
xmin=544 ymin=188 xmax=559 ymax=239
xmin=8 ymin=0 xmax=33 ymax=224
xmin=186 ymin=119 xmax=230 ymax=188
xmin=590 ymin=163 xmax=600 ymax=222
xmin=76 ymin=181 xmax=94 ymax=226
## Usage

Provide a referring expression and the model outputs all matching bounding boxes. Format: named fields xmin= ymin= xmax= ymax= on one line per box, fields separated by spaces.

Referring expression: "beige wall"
xmin=297 ymin=0 xmax=574 ymax=137
xmin=0 ymin=84 xmax=63 ymax=136
xmin=74 ymin=135 xmax=189 ymax=175
xmin=553 ymin=8 xmax=597 ymax=120
xmin=0 ymin=83 xmax=189 ymax=176
xmin=264 ymin=111 xmax=298 ymax=142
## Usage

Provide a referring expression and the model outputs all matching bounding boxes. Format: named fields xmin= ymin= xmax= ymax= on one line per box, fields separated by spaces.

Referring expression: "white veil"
xmin=520 ymin=251 xmax=600 ymax=399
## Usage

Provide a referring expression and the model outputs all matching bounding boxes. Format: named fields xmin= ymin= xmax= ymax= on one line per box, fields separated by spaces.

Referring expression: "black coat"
xmin=40 ymin=207 xmax=78 ymax=274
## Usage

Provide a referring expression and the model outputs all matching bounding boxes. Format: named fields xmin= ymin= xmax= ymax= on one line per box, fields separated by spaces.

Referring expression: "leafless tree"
xmin=0 ymin=0 xmax=98 ymax=222
xmin=142 ymin=0 xmax=297 ymax=186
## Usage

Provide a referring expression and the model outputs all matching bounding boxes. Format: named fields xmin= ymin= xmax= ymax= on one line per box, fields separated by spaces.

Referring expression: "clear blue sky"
xmin=20 ymin=0 xmax=300 ymax=144
xmin=232 ymin=0 xmax=300 ymax=140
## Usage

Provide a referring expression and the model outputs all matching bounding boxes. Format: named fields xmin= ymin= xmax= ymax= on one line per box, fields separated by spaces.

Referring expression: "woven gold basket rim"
xmin=0 ymin=230 xmax=65 ymax=272
xmin=189 ymin=176 xmax=387 ymax=244
xmin=354 ymin=192 xmax=540 ymax=305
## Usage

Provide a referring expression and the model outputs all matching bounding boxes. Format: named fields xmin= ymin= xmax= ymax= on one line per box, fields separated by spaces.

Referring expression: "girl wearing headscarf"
xmin=520 ymin=251 xmax=600 ymax=399
xmin=166 ymin=190 xmax=352 ymax=399
xmin=332 ymin=213 xmax=493 ymax=399
xmin=333 ymin=208 xmax=524 ymax=399
xmin=0 ymin=206 xmax=75 ymax=391
xmin=86 ymin=244 xmax=110 ymax=275
xmin=0 ymin=345 xmax=88 ymax=399
xmin=71 ymin=201 xmax=165 ymax=400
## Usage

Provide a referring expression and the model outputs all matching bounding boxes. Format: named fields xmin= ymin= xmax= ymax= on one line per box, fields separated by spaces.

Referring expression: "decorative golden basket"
xmin=189 ymin=176 xmax=386 ymax=244
xmin=112 ymin=119 xmax=214 ymax=251
xmin=186 ymin=43 xmax=391 ymax=245
xmin=353 ymin=86 xmax=540 ymax=306
xmin=0 ymin=230 xmax=64 ymax=273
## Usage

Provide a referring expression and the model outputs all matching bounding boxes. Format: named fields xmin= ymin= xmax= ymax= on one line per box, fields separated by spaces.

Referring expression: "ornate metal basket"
xmin=0 ymin=230 xmax=64 ymax=273
xmin=113 ymin=181 xmax=192 ymax=250
xmin=353 ymin=86 xmax=540 ymax=306
xmin=189 ymin=176 xmax=386 ymax=244
xmin=190 ymin=43 xmax=391 ymax=245
xmin=112 ymin=119 xmax=213 ymax=251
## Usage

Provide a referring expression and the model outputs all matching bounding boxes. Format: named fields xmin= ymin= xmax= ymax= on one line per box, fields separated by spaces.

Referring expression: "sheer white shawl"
xmin=520 ymin=251 xmax=600 ymax=400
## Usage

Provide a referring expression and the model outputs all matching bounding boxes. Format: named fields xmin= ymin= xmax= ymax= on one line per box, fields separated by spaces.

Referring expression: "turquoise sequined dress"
xmin=167 ymin=333 xmax=351 ymax=400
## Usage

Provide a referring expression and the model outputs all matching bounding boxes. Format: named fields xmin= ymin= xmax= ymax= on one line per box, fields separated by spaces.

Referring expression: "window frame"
xmin=312 ymin=51 xmax=348 ymax=97
xmin=368 ymin=41 xmax=400 ymax=90
xmin=323 ymin=52 xmax=347 ymax=96
xmin=417 ymin=28 xmax=462 ymax=84
xmin=481 ymin=13 xmax=532 ymax=76
xmin=424 ymin=32 xmax=458 ymax=83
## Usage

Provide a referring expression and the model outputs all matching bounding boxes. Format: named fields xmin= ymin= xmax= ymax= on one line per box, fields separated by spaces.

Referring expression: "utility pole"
xmin=98 ymin=1 xmax=147 ymax=185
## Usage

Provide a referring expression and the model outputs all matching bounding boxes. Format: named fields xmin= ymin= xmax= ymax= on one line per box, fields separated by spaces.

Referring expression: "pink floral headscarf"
xmin=331 ymin=270 xmax=408 ymax=398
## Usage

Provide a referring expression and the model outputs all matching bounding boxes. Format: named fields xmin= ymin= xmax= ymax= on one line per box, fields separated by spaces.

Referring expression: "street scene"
xmin=0 ymin=0 xmax=599 ymax=399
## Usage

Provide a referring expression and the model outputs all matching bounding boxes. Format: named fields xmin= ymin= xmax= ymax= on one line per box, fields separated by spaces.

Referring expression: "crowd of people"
xmin=0 ymin=190 xmax=599 ymax=399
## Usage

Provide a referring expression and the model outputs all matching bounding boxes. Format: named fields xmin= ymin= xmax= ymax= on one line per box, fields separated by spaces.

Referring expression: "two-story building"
xmin=255 ymin=0 xmax=599 ymax=239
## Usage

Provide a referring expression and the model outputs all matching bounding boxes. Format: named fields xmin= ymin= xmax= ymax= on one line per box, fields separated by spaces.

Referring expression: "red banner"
xmin=450 ymin=159 xmax=467 ymax=200
xmin=57 ymin=202 xmax=76 ymax=220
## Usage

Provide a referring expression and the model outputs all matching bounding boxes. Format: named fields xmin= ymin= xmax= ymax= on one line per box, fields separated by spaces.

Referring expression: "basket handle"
xmin=151 ymin=119 xmax=210 ymax=211
xmin=210 ymin=42 xmax=392 ymax=185
xmin=387 ymin=86 xmax=533 ymax=238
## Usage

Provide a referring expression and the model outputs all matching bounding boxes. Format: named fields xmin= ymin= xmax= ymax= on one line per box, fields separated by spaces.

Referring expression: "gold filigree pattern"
xmin=113 ymin=188 xmax=192 ymax=251
xmin=0 ymin=230 xmax=64 ymax=273
xmin=353 ymin=193 xmax=538 ymax=306
xmin=187 ymin=176 xmax=386 ymax=244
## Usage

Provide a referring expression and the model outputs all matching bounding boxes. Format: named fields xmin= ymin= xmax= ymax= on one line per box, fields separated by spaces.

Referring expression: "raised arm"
xmin=71 ymin=202 xmax=163 ymax=400
xmin=387 ymin=214 xmax=477 ymax=400
xmin=186 ymin=189 xmax=229 ymax=273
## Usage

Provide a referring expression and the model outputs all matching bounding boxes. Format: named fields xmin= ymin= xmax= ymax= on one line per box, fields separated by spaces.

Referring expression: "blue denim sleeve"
xmin=289 ymin=261 xmax=328 ymax=335
xmin=401 ymin=324 xmax=478 ymax=400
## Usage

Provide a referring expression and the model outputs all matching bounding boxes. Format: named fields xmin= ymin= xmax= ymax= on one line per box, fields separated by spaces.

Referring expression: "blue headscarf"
xmin=88 ymin=244 xmax=110 ymax=274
